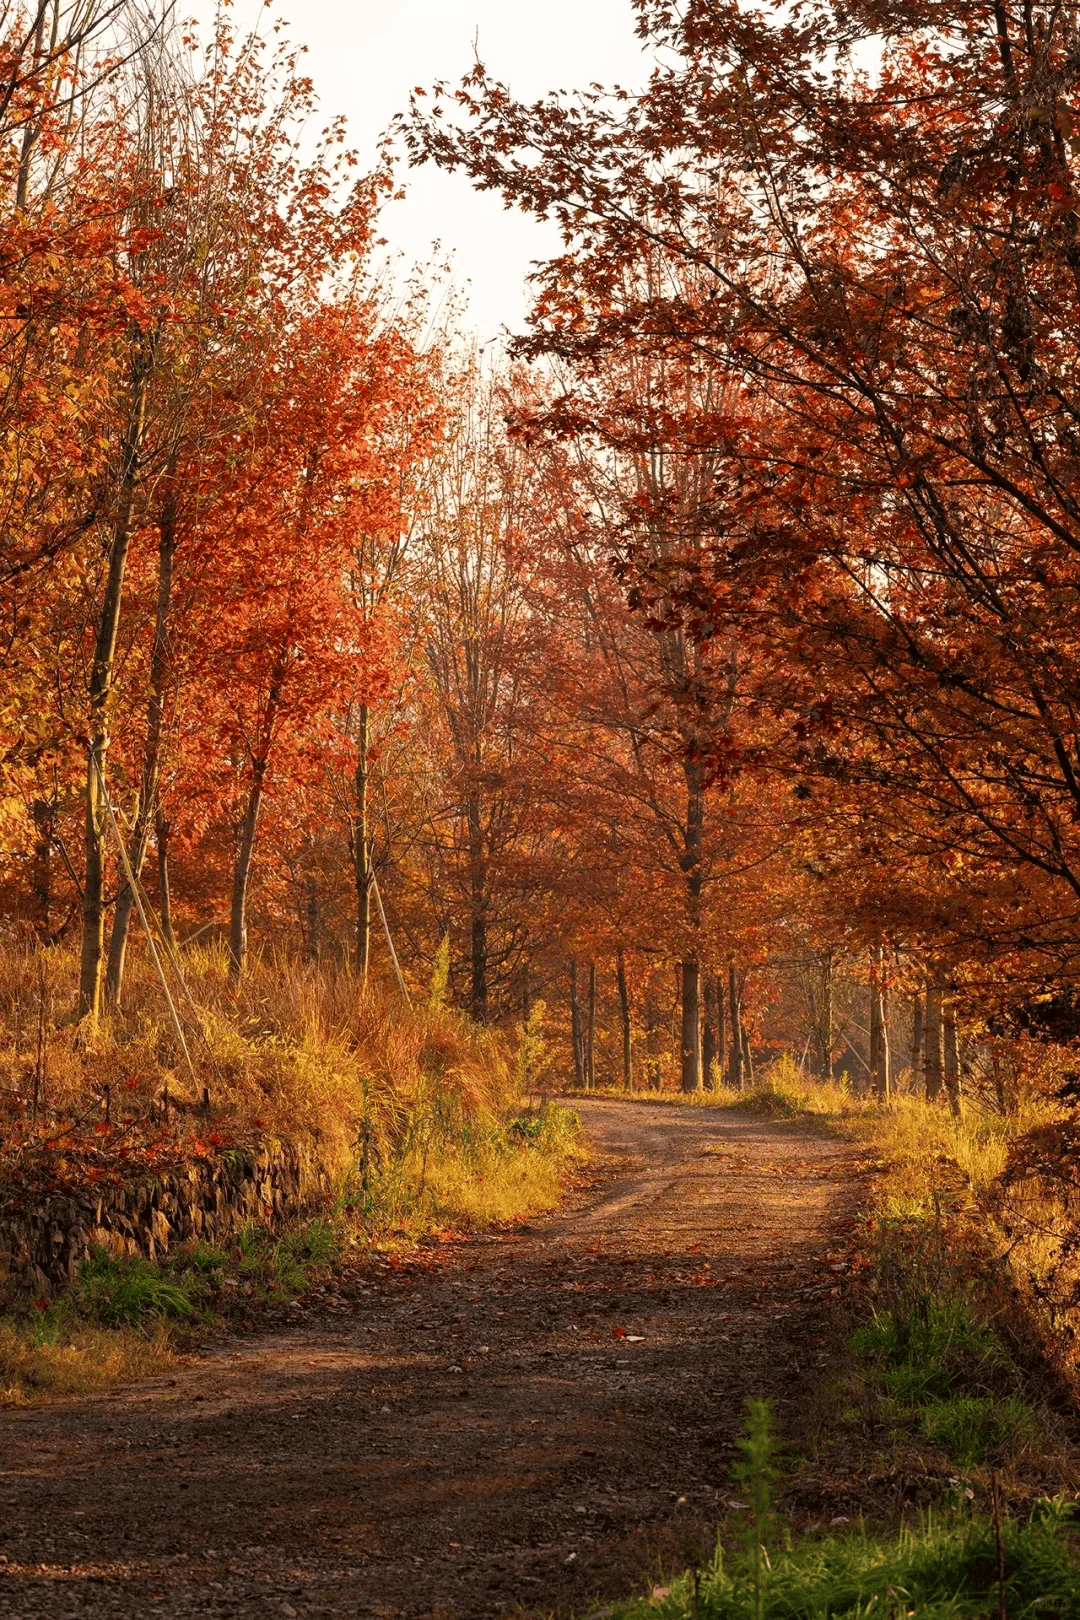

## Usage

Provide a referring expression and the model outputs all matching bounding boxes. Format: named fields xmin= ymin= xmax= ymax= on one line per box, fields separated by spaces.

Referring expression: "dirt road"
xmin=0 ymin=1099 xmax=862 ymax=1619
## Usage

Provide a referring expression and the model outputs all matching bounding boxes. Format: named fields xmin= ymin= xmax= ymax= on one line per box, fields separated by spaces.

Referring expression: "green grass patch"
xmin=76 ymin=1251 xmax=196 ymax=1327
xmin=66 ymin=1217 xmax=343 ymax=1333
xmin=586 ymin=1401 xmax=1080 ymax=1620
xmin=849 ymin=1236 xmax=1043 ymax=1466
xmin=610 ymin=1508 xmax=1080 ymax=1619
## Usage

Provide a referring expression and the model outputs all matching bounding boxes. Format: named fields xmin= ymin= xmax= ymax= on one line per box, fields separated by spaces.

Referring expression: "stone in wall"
xmin=0 ymin=1139 xmax=331 ymax=1306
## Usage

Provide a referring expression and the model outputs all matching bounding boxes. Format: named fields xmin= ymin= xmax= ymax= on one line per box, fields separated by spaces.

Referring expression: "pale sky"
xmin=262 ymin=1 xmax=651 ymax=343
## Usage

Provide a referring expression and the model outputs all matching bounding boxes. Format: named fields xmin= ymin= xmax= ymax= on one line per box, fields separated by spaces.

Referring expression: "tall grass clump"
xmin=0 ymin=930 xmax=586 ymax=1230
xmin=600 ymin=1509 xmax=1080 ymax=1619
xmin=0 ymin=935 xmax=526 ymax=1182
xmin=852 ymin=1297 xmax=1039 ymax=1465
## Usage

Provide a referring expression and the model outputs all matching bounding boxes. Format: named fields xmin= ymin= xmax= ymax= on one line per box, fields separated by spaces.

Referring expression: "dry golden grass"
xmin=0 ymin=1312 xmax=178 ymax=1405
xmin=0 ymin=937 xmax=515 ymax=1179
xmin=0 ymin=938 xmax=588 ymax=1403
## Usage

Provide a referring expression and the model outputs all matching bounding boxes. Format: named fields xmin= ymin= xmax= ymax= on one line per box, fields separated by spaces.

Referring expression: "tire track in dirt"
xmin=0 ymin=1099 xmax=863 ymax=1619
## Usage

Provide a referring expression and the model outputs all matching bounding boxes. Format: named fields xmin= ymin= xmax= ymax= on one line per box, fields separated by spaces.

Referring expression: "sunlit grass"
xmin=0 ymin=940 xmax=516 ymax=1179
xmin=0 ymin=1308 xmax=178 ymax=1405
xmin=597 ymin=1509 xmax=1080 ymax=1620
xmin=0 ymin=941 xmax=586 ymax=1403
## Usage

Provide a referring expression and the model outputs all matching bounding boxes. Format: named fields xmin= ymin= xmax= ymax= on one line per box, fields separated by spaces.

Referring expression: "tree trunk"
xmin=944 ymin=1000 xmax=962 ymax=1118
xmin=229 ymin=767 xmax=267 ymax=985
xmin=78 ymin=331 xmax=152 ymax=1022
xmin=15 ymin=2 xmax=46 ymax=212
xmin=584 ymin=962 xmax=597 ymax=1090
xmin=569 ymin=958 xmax=585 ymax=1088
xmin=680 ymin=957 xmax=703 ymax=1091
xmin=881 ymin=980 xmax=891 ymax=1100
xmin=353 ymin=702 xmax=373 ymax=981
xmin=702 ymin=974 xmax=717 ymax=1090
xmin=912 ymin=984 xmax=925 ymax=1089
xmin=616 ymin=945 xmax=633 ymax=1090
xmin=728 ymin=961 xmax=743 ymax=1090
xmin=925 ymin=976 xmax=944 ymax=1102
xmin=869 ymin=963 xmax=880 ymax=1093
xmin=680 ymin=757 xmax=705 ymax=1094
xmin=815 ymin=951 xmax=834 ymax=1077
xmin=106 ymin=480 xmax=176 ymax=1006
xmin=30 ymin=799 xmax=52 ymax=943
xmin=742 ymin=1016 xmax=754 ymax=1084
xmin=869 ymin=943 xmax=891 ymax=1101
xmin=156 ymin=810 xmax=176 ymax=952
xmin=228 ymin=667 xmax=282 ymax=984
xmin=715 ymin=976 xmax=726 ymax=1088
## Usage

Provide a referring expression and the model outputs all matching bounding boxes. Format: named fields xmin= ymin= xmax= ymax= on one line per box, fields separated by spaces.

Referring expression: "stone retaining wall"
xmin=0 ymin=1140 xmax=330 ymax=1305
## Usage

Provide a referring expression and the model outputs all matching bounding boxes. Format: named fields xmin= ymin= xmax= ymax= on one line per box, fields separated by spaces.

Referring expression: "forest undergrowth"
xmin=0 ymin=941 xmax=584 ymax=1403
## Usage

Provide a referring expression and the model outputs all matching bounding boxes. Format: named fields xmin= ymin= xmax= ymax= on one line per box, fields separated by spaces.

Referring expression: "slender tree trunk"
xmin=925 ymin=975 xmax=944 ymax=1102
xmin=680 ymin=957 xmax=702 ymax=1091
xmin=816 ymin=951 xmax=834 ymax=1078
xmin=742 ymin=1016 xmax=754 ymax=1084
xmin=679 ymin=758 xmax=705 ymax=1093
xmin=156 ymin=810 xmax=176 ymax=951
xmin=229 ymin=768 xmax=267 ymax=985
xmin=944 ymin=999 xmax=962 ymax=1119
xmin=15 ymin=2 xmax=46 ymax=212
xmin=728 ymin=961 xmax=743 ymax=1090
xmin=467 ymin=787 xmax=487 ymax=1021
xmin=229 ymin=668 xmax=282 ymax=985
xmin=353 ymin=702 xmax=373 ymax=981
xmin=30 ymin=799 xmax=52 ymax=942
xmin=106 ymin=481 xmax=176 ymax=1006
xmin=716 ymin=976 xmax=726 ymax=1089
xmin=869 ymin=962 xmax=880 ymax=1093
xmin=616 ymin=945 xmax=633 ymax=1090
xmin=702 ymin=974 xmax=717 ymax=1091
xmin=78 ymin=331 xmax=152 ymax=1021
xmin=569 ymin=958 xmax=585 ymax=1088
xmin=881 ymin=980 xmax=890 ymax=1099
xmin=869 ymin=942 xmax=891 ymax=1101
xmin=912 ymin=985 xmax=925 ymax=1089
xmin=585 ymin=962 xmax=597 ymax=1090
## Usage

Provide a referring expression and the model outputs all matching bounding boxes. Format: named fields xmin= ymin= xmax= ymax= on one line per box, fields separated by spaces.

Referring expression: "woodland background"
xmin=1 ymin=0 xmax=1079 ymax=1116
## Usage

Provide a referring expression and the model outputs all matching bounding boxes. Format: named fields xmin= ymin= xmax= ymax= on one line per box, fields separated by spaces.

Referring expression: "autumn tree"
xmin=406 ymin=0 xmax=1080 ymax=1024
